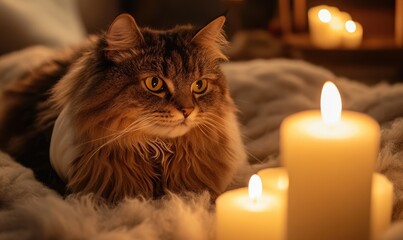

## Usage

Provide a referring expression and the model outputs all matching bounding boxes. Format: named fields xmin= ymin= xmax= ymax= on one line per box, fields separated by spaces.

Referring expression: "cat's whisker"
xmin=78 ymin=117 xmax=155 ymax=147
xmin=196 ymin=124 xmax=215 ymax=142
xmin=78 ymin=128 xmax=131 ymax=147
xmin=197 ymin=123 xmax=226 ymax=144
xmin=207 ymin=114 xmax=243 ymax=136
xmin=203 ymin=114 xmax=267 ymax=164
xmin=244 ymin=147 xmax=266 ymax=164
xmin=76 ymin=119 xmax=140 ymax=146
xmin=204 ymin=112 xmax=232 ymax=126
xmin=239 ymin=131 xmax=278 ymax=161
xmin=84 ymin=117 xmax=156 ymax=162
xmin=201 ymin=116 xmax=245 ymax=145
xmin=205 ymin=121 xmax=227 ymax=134
xmin=198 ymin=124 xmax=232 ymax=144
xmin=201 ymin=119 xmax=265 ymax=164
xmin=200 ymin=118 xmax=228 ymax=137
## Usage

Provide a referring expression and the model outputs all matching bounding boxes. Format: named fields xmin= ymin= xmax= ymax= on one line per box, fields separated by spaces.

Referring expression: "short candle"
xmin=215 ymin=175 xmax=285 ymax=240
xmin=343 ymin=20 xmax=363 ymax=48
xmin=371 ymin=173 xmax=393 ymax=240
xmin=258 ymin=167 xmax=288 ymax=206
xmin=308 ymin=5 xmax=343 ymax=48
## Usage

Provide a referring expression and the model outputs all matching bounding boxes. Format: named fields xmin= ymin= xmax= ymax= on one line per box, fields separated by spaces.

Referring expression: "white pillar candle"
xmin=371 ymin=173 xmax=394 ymax=240
xmin=257 ymin=168 xmax=393 ymax=240
xmin=343 ymin=20 xmax=363 ymax=48
xmin=215 ymin=175 xmax=285 ymax=240
xmin=281 ymin=81 xmax=380 ymax=240
xmin=308 ymin=5 xmax=343 ymax=48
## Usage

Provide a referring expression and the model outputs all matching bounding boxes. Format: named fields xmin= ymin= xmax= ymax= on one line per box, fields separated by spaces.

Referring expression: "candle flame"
xmin=321 ymin=81 xmax=342 ymax=124
xmin=345 ymin=20 xmax=356 ymax=33
xmin=248 ymin=174 xmax=262 ymax=201
xmin=318 ymin=9 xmax=331 ymax=23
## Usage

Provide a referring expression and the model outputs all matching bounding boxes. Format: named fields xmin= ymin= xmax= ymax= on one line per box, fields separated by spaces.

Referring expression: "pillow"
xmin=0 ymin=0 xmax=86 ymax=55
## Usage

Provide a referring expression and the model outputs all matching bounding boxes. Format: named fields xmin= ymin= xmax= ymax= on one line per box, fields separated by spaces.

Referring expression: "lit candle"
xmin=258 ymin=167 xmax=288 ymax=202
xmin=371 ymin=173 xmax=393 ymax=240
xmin=257 ymin=168 xmax=393 ymax=240
xmin=258 ymin=167 xmax=288 ymax=232
xmin=343 ymin=20 xmax=363 ymax=48
xmin=339 ymin=11 xmax=352 ymax=23
xmin=330 ymin=11 xmax=353 ymax=46
xmin=308 ymin=5 xmax=343 ymax=48
xmin=281 ymin=81 xmax=380 ymax=240
xmin=215 ymin=175 xmax=285 ymax=240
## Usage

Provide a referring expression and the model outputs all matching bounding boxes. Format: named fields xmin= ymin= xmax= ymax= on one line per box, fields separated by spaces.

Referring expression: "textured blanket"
xmin=1 ymin=48 xmax=403 ymax=239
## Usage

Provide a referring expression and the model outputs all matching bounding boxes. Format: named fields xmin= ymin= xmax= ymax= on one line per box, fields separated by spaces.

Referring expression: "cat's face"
xmin=70 ymin=14 xmax=231 ymax=140
xmin=109 ymin=41 xmax=228 ymax=138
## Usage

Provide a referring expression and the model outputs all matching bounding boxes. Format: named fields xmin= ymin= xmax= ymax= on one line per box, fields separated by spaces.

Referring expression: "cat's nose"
xmin=181 ymin=107 xmax=194 ymax=118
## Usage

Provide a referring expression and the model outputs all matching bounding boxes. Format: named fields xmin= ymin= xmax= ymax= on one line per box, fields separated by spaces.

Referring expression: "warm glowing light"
xmin=318 ymin=9 xmax=331 ymax=23
xmin=329 ymin=16 xmax=343 ymax=31
xmin=345 ymin=20 xmax=356 ymax=33
xmin=321 ymin=81 xmax=342 ymax=124
xmin=277 ymin=176 xmax=289 ymax=190
xmin=248 ymin=174 xmax=262 ymax=201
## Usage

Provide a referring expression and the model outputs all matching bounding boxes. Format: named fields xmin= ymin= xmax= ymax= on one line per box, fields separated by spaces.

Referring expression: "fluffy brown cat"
xmin=0 ymin=14 xmax=247 ymax=202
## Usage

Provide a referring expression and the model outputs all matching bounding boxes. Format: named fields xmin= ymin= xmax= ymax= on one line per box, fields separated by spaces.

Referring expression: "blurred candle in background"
xmin=308 ymin=5 xmax=343 ymax=48
xmin=343 ymin=20 xmax=363 ymax=48
xmin=308 ymin=5 xmax=364 ymax=49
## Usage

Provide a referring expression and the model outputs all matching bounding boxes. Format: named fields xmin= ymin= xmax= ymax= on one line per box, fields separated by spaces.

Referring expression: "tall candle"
xmin=215 ymin=175 xmax=285 ymax=240
xmin=371 ymin=173 xmax=393 ymax=240
xmin=257 ymin=168 xmax=393 ymax=240
xmin=281 ymin=81 xmax=380 ymax=240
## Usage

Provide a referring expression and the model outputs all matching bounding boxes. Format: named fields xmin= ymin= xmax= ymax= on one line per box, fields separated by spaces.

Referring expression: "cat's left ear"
xmin=191 ymin=16 xmax=228 ymax=61
xmin=105 ymin=13 xmax=144 ymax=62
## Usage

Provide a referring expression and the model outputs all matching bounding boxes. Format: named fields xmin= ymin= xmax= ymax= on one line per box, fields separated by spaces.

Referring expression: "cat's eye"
xmin=145 ymin=77 xmax=165 ymax=93
xmin=192 ymin=79 xmax=208 ymax=94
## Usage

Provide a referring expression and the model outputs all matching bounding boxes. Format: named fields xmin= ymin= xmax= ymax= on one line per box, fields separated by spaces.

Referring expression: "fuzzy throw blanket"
xmin=1 ymin=47 xmax=403 ymax=239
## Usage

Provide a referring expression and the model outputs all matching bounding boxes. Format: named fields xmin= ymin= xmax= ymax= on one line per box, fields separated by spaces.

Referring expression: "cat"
xmin=0 ymin=14 xmax=247 ymax=203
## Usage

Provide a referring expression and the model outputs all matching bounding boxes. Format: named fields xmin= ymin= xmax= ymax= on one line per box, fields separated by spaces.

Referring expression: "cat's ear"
xmin=105 ymin=13 xmax=144 ymax=62
xmin=191 ymin=16 xmax=228 ymax=61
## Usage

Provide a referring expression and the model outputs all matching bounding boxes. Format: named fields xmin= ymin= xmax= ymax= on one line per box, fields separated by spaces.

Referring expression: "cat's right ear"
xmin=105 ymin=13 xmax=144 ymax=62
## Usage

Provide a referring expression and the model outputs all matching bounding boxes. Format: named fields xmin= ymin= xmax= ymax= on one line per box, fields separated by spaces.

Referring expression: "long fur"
xmin=0 ymin=15 xmax=247 ymax=202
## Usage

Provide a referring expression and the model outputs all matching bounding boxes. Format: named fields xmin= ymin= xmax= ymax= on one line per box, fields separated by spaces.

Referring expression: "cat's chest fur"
xmin=51 ymin=105 xmax=244 ymax=202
